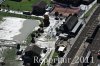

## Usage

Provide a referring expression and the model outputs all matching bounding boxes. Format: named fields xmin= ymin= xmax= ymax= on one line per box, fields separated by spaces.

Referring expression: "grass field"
xmin=2 ymin=48 xmax=22 ymax=66
xmin=2 ymin=0 xmax=51 ymax=11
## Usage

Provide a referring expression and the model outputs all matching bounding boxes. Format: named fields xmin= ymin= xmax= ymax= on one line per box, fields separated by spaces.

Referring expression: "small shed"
xmin=22 ymin=45 xmax=43 ymax=66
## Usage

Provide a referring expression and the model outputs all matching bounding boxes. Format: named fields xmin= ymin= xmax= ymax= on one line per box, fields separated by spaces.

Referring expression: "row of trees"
xmin=0 ymin=4 xmax=22 ymax=12
xmin=30 ymin=12 xmax=64 ymax=43
xmin=30 ymin=15 xmax=50 ymax=43
xmin=55 ymin=11 xmax=63 ymax=20
xmin=0 ymin=4 xmax=10 ymax=10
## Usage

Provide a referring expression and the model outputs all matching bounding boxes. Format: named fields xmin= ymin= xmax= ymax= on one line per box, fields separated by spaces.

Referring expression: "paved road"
xmin=61 ymin=5 xmax=100 ymax=66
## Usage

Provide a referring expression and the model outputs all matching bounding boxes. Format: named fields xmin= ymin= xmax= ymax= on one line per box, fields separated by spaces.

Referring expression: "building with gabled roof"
xmin=22 ymin=44 xmax=43 ymax=66
xmin=25 ymin=45 xmax=43 ymax=56
xmin=59 ymin=14 xmax=78 ymax=34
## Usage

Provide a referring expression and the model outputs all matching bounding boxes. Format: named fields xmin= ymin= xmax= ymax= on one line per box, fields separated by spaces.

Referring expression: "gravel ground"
xmin=13 ymin=19 xmax=40 ymax=42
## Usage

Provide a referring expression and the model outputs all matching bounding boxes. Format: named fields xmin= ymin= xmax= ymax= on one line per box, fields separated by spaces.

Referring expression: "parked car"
xmin=46 ymin=7 xmax=53 ymax=12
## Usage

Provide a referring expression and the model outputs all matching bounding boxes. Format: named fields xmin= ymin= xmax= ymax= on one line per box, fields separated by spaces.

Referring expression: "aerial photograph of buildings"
xmin=0 ymin=0 xmax=100 ymax=66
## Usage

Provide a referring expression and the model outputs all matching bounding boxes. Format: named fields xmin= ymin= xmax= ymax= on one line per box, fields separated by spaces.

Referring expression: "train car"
xmin=70 ymin=21 xmax=83 ymax=37
xmin=86 ymin=25 xmax=100 ymax=44
xmin=59 ymin=14 xmax=78 ymax=34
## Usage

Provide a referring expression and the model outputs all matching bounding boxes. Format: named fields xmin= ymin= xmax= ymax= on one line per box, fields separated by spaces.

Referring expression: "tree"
xmin=35 ymin=31 xmax=40 ymax=38
xmin=2 ymin=5 xmax=5 ymax=11
xmin=55 ymin=12 xmax=59 ymax=20
xmin=55 ymin=11 xmax=59 ymax=17
xmin=6 ymin=4 xmax=10 ymax=11
xmin=38 ymin=28 xmax=44 ymax=33
xmin=31 ymin=37 xmax=35 ymax=43
xmin=0 ymin=4 xmax=1 ymax=10
xmin=31 ymin=33 xmax=35 ymax=37
xmin=39 ymin=23 xmax=44 ymax=28
xmin=59 ymin=14 xmax=63 ymax=20
xmin=43 ymin=15 xmax=50 ymax=27
xmin=17 ymin=44 xmax=20 ymax=50
xmin=44 ymin=15 xmax=49 ymax=20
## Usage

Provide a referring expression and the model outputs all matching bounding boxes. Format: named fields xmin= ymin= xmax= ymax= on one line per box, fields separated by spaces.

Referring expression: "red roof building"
xmin=51 ymin=5 xmax=80 ymax=16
